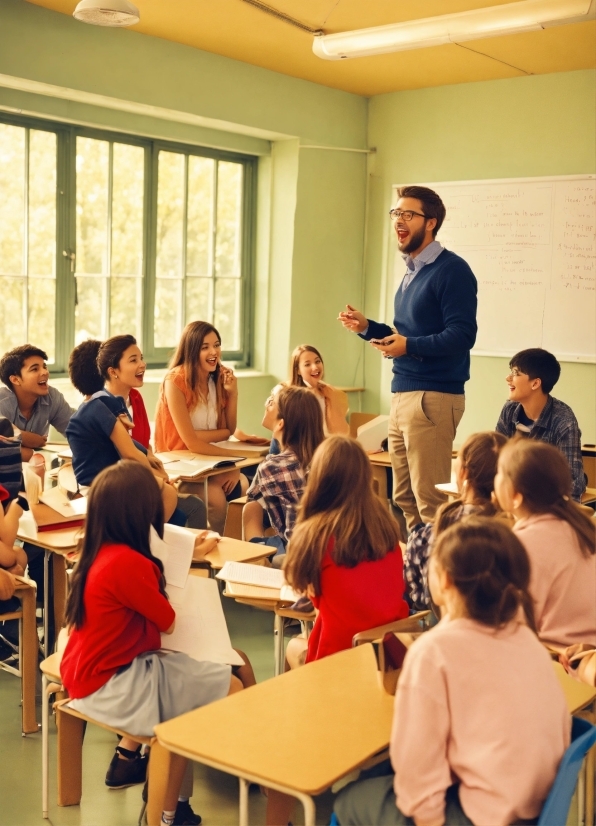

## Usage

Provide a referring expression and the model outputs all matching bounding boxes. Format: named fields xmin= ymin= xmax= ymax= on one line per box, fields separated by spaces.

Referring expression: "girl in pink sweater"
xmin=495 ymin=439 xmax=596 ymax=650
xmin=334 ymin=518 xmax=570 ymax=826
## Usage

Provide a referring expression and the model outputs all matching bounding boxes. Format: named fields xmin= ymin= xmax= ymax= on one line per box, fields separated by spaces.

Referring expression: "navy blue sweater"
xmin=362 ymin=249 xmax=477 ymax=394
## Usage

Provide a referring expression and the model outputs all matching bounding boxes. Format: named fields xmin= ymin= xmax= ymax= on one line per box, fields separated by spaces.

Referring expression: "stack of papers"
xmin=216 ymin=561 xmax=300 ymax=603
xmin=150 ymin=524 xmax=242 ymax=667
xmin=160 ymin=457 xmax=243 ymax=480
xmin=211 ymin=440 xmax=269 ymax=456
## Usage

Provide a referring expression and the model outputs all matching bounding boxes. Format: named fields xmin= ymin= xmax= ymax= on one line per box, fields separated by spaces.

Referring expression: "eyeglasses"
xmin=389 ymin=208 xmax=427 ymax=222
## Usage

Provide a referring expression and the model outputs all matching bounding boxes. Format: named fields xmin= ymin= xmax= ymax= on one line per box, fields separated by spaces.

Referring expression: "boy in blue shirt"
xmin=496 ymin=348 xmax=585 ymax=501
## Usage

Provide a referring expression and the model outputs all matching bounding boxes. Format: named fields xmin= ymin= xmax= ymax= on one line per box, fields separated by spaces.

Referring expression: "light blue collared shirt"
xmin=401 ymin=240 xmax=444 ymax=290
xmin=0 ymin=385 xmax=74 ymax=437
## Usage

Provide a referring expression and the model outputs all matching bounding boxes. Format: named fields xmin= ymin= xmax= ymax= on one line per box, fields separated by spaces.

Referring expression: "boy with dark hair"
xmin=496 ymin=348 xmax=585 ymax=501
xmin=68 ymin=339 xmax=103 ymax=399
xmin=0 ymin=344 xmax=74 ymax=450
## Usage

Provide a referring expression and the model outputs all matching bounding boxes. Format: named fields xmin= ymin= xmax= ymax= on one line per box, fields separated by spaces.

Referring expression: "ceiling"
xmin=26 ymin=0 xmax=596 ymax=95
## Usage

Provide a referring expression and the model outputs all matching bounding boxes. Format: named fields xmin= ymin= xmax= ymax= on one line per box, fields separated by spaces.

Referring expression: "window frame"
xmin=0 ymin=112 xmax=257 ymax=373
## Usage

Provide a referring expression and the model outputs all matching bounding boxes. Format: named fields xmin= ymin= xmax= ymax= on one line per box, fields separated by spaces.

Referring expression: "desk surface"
xmin=156 ymin=450 xmax=261 ymax=481
xmin=202 ymin=537 xmax=272 ymax=569
xmin=368 ymin=451 xmax=391 ymax=467
xmin=17 ymin=513 xmax=80 ymax=551
xmin=155 ymin=643 xmax=394 ymax=796
xmin=553 ymin=661 xmax=596 ymax=714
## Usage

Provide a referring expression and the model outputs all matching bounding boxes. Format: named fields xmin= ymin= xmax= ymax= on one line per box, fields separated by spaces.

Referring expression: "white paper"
xmin=38 ymin=486 xmax=87 ymax=517
xmin=216 ymin=560 xmax=285 ymax=589
xmin=161 ymin=576 xmax=243 ymax=667
xmin=150 ymin=524 xmax=195 ymax=590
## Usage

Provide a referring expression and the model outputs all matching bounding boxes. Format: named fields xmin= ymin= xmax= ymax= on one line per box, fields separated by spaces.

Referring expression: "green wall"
xmin=364 ymin=70 xmax=596 ymax=444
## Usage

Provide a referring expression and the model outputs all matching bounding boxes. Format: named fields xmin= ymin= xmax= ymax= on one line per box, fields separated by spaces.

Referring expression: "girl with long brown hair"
xmin=334 ymin=519 xmax=569 ymax=826
xmin=495 ymin=438 xmax=596 ymax=650
xmin=243 ymin=385 xmax=324 ymax=556
xmin=285 ymin=435 xmax=409 ymax=662
xmin=155 ymin=321 xmax=246 ymax=533
xmin=61 ymin=462 xmax=243 ymax=826
xmin=405 ymin=431 xmax=507 ymax=610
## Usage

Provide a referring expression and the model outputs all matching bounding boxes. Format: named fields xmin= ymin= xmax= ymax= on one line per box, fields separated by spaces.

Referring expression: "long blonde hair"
xmin=284 ymin=436 xmax=401 ymax=595
xmin=500 ymin=439 xmax=595 ymax=558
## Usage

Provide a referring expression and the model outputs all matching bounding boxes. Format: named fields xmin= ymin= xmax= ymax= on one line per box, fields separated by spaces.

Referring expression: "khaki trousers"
xmin=388 ymin=390 xmax=465 ymax=531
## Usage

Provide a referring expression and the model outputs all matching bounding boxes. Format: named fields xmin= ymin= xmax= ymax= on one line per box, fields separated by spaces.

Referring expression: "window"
xmin=0 ymin=115 xmax=256 ymax=371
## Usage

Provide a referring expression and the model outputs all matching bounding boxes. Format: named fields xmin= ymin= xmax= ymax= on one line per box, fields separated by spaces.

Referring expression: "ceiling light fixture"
xmin=312 ymin=0 xmax=594 ymax=59
xmin=73 ymin=0 xmax=140 ymax=27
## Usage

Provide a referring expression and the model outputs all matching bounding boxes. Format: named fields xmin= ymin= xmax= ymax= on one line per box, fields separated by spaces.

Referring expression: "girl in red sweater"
xmin=61 ymin=461 xmax=242 ymax=826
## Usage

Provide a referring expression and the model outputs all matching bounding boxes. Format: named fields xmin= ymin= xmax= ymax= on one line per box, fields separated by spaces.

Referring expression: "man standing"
xmin=339 ymin=186 xmax=477 ymax=531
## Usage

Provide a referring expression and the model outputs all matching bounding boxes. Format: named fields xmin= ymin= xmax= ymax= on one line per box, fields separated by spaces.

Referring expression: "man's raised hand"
xmin=337 ymin=304 xmax=368 ymax=334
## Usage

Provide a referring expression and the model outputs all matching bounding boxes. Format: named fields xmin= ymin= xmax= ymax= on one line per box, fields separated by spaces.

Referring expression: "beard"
xmin=398 ymin=223 xmax=427 ymax=255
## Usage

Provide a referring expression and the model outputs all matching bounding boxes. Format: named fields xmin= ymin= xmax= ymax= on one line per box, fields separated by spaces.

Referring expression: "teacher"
xmin=339 ymin=185 xmax=477 ymax=531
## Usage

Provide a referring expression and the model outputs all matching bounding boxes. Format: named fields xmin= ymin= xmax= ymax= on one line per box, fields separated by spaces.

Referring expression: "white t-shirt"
xmin=190 ymin=380 xmax=218 ymax=430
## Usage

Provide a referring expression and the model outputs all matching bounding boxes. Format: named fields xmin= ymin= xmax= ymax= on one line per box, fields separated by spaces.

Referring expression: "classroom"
xmin=0 ymin=1 xmax=595 ymax=825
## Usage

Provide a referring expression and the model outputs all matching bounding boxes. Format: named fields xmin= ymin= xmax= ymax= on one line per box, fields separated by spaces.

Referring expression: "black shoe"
xmin=174 ymin=800 xmax=202 ymax=825
xmin=105 ymin=750 xmax=148 ymax=789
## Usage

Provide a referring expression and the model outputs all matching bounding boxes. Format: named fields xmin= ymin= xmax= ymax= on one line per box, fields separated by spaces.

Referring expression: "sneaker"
xmin=105 ymin=749 xmax=148 ymax=789
xmin=174 ymin=800 xmax=202 ymax=825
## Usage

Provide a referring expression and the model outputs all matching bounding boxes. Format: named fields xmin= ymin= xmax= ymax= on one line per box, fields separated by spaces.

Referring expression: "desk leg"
xmin=296 ymin=792 xmax=316 ymax=826
xmin=42 ymin=673 xmax=49 ymax=818
xmin=52 ymin=553 xmax=67 ymax=634
xmin=203 ymin=479 xmax=209 ymax=524
xmin=43 ymin=549 xmax=49 ymax=659
xmin=20 ymin=585 xmax=39 ymax=734
xmin=239 ymin=778 xmax=249 ymax=826
xmin=274 ymin=614 xmax=284 ymax=677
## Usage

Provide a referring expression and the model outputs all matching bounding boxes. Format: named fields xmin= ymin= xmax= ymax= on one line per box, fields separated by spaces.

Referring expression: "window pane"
xmin=76 ymin=137 xmax=109 ymax=275
xmin=156 ymin=151 xmax=184 ymax=278
xmin=0 ymin=277 xmax=25 ymax=354
xmin=111 ymin=143 xmax=144 ymax=276
xmin=215 ymin=161 xmax=242 ymax=279
xmin=154 ymin=278 xmax=182 ymax=349
xmin=185 ymin=277 xmax=211 ymax=325
xmin=187 ymin=156 xmax=214 ymax=277
xmin=28 ymin=130 xmax=57 ymax=276
xmin=28 ymin=277 xmax=56 ymax=362
xmin=75 ymin=276 xmax=107 ymax=343
xmin=214 ymin=278 xmax=240 ymax=351
xmin=0 ymin=124 xmax=25 ymax=275
xmin=110 ymin=277 xmax=142 ymax=339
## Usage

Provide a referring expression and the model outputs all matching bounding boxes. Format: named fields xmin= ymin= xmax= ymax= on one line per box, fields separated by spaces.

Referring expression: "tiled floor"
xmin=0 ymin=596 xmax=334 ymax=826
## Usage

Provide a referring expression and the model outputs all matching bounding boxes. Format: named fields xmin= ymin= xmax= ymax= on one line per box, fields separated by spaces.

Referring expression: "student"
xmin=68 ymin=339 xmax=104 ymax=400
xmin=155 ymin=321 xmax=245 ymax=534
xmin=284 ymin=435 xmax=409 ymax=664
xmin=496 ymin=348 xmax=585 ymax=501
xmin=0 ymin=483 xmax=28 ymax=576
xmin=60 ymin=462 xmax=243 ymax=826
xmin=0 ymin=344 xmax=74 ymax=456
xmin=495 ymin=439 xmax=596 ymax=650
xmin=281 ymin=345 xmax=349 ymax=435
xmin=334 ymin=519 xmax=570 ymax=826
xmin=404 ymin=431 xmax=507 ymax=611
xmin=98 ymin=335 xmax=207 ymax=530
xmin=0 ymin=416 xmax=24 ymax=503
xmin=243 ymin=386 xmax=324 ymax=554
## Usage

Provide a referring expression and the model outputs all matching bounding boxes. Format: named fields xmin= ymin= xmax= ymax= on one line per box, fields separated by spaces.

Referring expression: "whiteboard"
xmin=392 ymin=175 xmax=596 ymax=363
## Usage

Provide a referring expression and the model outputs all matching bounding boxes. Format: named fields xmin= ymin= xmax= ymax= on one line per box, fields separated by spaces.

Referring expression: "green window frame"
xmin=0 ymin=113 xmax=257 ymax=373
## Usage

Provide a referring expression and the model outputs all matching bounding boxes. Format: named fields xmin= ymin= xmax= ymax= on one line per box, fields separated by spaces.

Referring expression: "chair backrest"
xmin=538 ymin=717 xmax=596 ymax=826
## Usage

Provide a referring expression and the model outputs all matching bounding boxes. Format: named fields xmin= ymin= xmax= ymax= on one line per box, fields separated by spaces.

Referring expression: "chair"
xmin=0 ymin=576 xmax=39 ymax=734
xmin=40 ymin=654 xmax=170 ymax=825
xmin=538 ymin=717 xmax=596 ymax=826
xmin=349 ymin=412 xmax=378 ymax=439
xmin=223 ymin=495 xmax=246 ymax=540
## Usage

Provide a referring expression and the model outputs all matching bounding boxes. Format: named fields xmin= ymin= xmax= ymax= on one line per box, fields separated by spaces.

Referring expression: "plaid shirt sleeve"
xmin=246 ymin=457 xmax=304 ymax=541
xmin=404 ymin=523 xmax=433 ymax=611
xmin=554 ymin=422 xmax=586 ymax=502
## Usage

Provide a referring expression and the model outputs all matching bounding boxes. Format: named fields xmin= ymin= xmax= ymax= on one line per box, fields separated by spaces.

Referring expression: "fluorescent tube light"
xmin=313 ymin=0 xmax=593 ymax=60
xmin=73 ymin=0 xmax=140 ymax=27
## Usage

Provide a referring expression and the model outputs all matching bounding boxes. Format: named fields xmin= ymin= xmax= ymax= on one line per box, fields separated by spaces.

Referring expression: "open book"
xmin=211 ymin=440 xmax=270 ymax=456
xmin=160 ymin=457 xmax=244 ymax=480
xmin=216 ymin=560 xmax=300 ymax=603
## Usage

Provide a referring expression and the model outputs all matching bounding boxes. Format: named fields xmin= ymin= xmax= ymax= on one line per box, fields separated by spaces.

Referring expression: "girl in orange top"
xmin=155 ymin=321 xmax=246 ymax=533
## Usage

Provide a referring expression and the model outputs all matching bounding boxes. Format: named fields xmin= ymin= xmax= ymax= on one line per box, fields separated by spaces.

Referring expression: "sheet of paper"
xmin=225 ymin=581 xmax=280 ymax=600
xmin=216 ymin=560 xmax=285 ymax=589
xmin=39 ymin=486 xmax=87 ymax=517
xmin=161 ymin=576 xmax=243 ymax=666
xmin=150 ymin=524 xmax=194 ymax=590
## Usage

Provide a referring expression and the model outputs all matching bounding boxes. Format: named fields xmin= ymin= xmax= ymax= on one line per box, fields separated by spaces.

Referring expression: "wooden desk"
xmin=202 ymin=537 xmax=273 ymax=570
xmin=155 ymin=644 xmax=394 ymax=826
xmin=553 ymin=661 xmax=596 ymax=715
xmin=17 ymin=515 xmax=80 ymax=658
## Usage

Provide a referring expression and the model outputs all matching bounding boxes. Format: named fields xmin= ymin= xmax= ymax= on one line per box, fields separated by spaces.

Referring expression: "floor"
xmin=0 ymin=597 xmax=335 ymax=826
